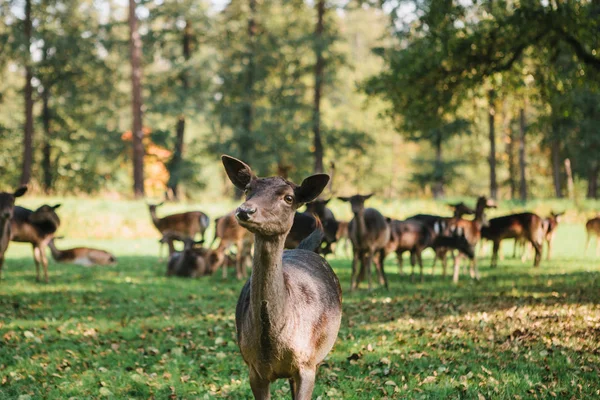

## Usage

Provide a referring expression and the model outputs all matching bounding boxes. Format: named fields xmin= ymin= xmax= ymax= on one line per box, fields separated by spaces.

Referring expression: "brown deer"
xmin=335 ymin=220 xmax=351 ymax=257
xmin=304 ymin=198 xmax=338 ymax=255
xmin=211 ymin=212 xmax=253 ymax=279
xmin=481 ymin=212 xmax=544 ymax=268
xmin=585 ymin=216 xmax=600 ymax=256
xmin=382 ymin=218 xmax=432 ymax=281
xmin=162 ymin=234 xmax=220 ymax=278
xmin=339 ymin=194 xmax=390 ymax=291
xmin=11 ymin=204 xmax=61 ymax=282
xmin=0 ymin=186 xmax=28 ymax=280
xmin=48 ymin=237 xmax=117 ymax=266
xmin=222 ymin=155 xmax=342 ymax=400
xmin=516 ymin=211 xmax=564 ymax=261
xmin=148 ymin=202 xmax=210 ymax=258
xmin=446 ymin=196 xmax=496 ymax=283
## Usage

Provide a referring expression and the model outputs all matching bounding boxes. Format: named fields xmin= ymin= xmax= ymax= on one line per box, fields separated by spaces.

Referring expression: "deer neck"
xmin=0 ymin=216 xmax=10 ymax=244
xmin=149 ymin=209 xmax=161 ymax=229
xmin=250 ymin=233 xmax=288 ymax=337
xmin=354 ymin=210 xmax=367 ymax=241
xmin=48 ymin=240 xmax=63 ymax=260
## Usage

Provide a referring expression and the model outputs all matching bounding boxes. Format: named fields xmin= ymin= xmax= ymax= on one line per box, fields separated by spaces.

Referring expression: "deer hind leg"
xmin=33 ymin=245 xmax=42 ymax=282
xmin=452 ymin=252 xmax=461 ymax=284
xmin=40 ymin=244 xmax=49 ymax=283
xmin=396 ymin=250 xmax=403 ymax=275
xmin=0 ymin=256 xmax=4 ymax=280
xmin=249 ymin=368 xmax=271 ymax=400
xmin=546 ymin=237 xmax=552 ymax=261
xmin=235 ymin=239 xmax=244 ymax=280
xmin=374 ymin=249 xmax=388 ymax=289
xmin=441 ymin=250 xmax=448 ymax=278
xmin=491 ymin=241 xmax=500 ymax=268
xmin=470 ymin=255 xmax=479 ymax=281
xmin=364 ymin=251 xmax=374 ymax=291
xmin=416 ymin=250 xmax=424 ymax=282
xmin=293 ymin=368 xmax=316 ymax=400
xmin=350 ymin=249 xmax=360 ymax=291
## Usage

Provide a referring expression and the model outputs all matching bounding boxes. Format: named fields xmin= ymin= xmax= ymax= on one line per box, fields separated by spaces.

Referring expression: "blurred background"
xmin=0 ymin=0 xmax=598 ymax=203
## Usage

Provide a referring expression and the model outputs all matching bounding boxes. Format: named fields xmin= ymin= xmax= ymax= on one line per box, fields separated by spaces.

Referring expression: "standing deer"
xmin=221 ymin=155 xmax=342 ymax=400
xmin=0 ymin=186 xmax=28 ymax=280
xmin=516 ymin=211 xmax=564 ymax=261
xmin=11 ymin=204 xmax=61 ymax=282
xmin=304 ymin=198 xmax=338 ymax=255
xmin=148 ymin=203 xmax=210 ymax=258
xmin=585 ymin=216 xmax=600 ymax=256
xmin=481 ymin=212 xmax=544 ymax=268
xmin=339 ymin=194 xmax=390 ymax=291
xmin=211 ymin=212 xmax=253 ymax=279
xmin=48 ymin=237 xmax=117 ymax=266
xmin=382 ymin=218 xmax=432 ymax=281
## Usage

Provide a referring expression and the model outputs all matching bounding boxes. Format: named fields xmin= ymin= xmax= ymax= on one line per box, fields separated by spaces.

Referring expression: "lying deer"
xmin=585 ymin=216 xmax=600 ymax=256
xmin=481 ymin=212 xmax=544 ymax=268
xmin=0 ymin=186 xmax=28 ymax=280
xmin=11 ymin=203 xmax=61 ymax=282
xmin=339 ymin=194 xmax=390 ymax=291
xmin=163 ymin=233 xmax=220 ymax=278
xmin=211 ymin=212 xmax=253 ymax=279
xmin=148 ymin=202 xmax=210 ymax=258
xmin=48 ymin=237 xmax=117 ymax=266
xmin=222 ymin=155 xmax=342 ymax=400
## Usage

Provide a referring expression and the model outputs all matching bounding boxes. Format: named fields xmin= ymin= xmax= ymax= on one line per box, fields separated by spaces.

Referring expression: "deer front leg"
xmin=364 ymin=251 xmax=373 ymax=291
xmin=350 ymin=249 xmax=360 ymax=291
xmin=33 ymin=245 xmax=42 ymax=282
xmin=235 ymin=240 xmax=244 ymax=280
xmin=396 ymin=251 xmax=403 ymax=275
xmin=293 ymin=368 xmax=316 ymax=400
xmin=374 ymin=249 xmax=388 ymax=289
xmin=40 ymin=244 xmax=49 ymax=283
xmin=249 ymin=368 xmax=270 ymax=400
xmin=491 ymin=241 xmax=500 ymax=268
xmin=0 ymin=256 xmax=4 ymax=281
xmin=452 ymin=253 xmax=460 ymax=284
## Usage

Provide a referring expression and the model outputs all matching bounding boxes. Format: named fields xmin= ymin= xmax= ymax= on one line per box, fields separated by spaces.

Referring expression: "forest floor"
xmin=1 ymin=198 xmax=600 ymax=399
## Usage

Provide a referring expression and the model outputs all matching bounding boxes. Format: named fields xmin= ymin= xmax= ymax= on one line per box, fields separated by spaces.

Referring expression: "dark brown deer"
xmin=446 ymin=196 xmax=496 ymax=283
xmin=304 ymin=198 xmax=338 ymax=255
xmin=0 ymin=186 xmax=28 ymax=280
xmin=481 ymin=212 xmax=544 ymax=268
xmin=382 ymin=218 xmax=432 ymax=281
xmin=11 ymin=204 xmax=61 ymax=282
xmin=339 ymin=194 xmax=390 ymax=291
xmin=585 ymin=216 xmax=600 ymax=257
xmin=163 ymin=234 xmax=220 ymax=278
xmin=48 ymin=237 xmax=117 ymax=266
xmin=211 ymin=212 xmax=253 ymax=279
xmin=222 ymin=155 xmax=342 ymax=400
xmin=148 ymin=202 xmax=210 ymax=258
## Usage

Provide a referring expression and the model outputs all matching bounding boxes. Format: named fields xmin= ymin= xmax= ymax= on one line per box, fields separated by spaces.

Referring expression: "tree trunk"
xmin=167 ymin=19 xmax=193 ymax=200
xmin=503 ymin=107 xmax=516 ymax=199
xmin=587 ymin=162 xmax=599 ymax=199
xmin=432 ymin=134 xmax=444 ymax=199
xmin=312 ymin=0 xmax=325 ymax=174
xmin=42 ymin=87 xmax=52 ymax=194
xmin=550 ymin=123 xmax=562 ymax=198
xmin=518 ymin=106 xmax=527 ymax=201
xmin=129 ymin=0 xmax=145 ymax=198
xmin=488 ymin=89 xmax=497 ymax=200
xmin=565 ymin=158 xmax=575 ymax=201
xmin=20 ymin=0 xmax=34 ymax=186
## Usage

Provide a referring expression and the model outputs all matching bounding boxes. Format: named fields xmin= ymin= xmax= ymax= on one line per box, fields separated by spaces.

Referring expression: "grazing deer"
xmin=382 ymin=218 xmax=432 ymax=281
xmin=339 ymin=194 xmax=390 ymax=291
xmin=222 ymin=155 xmax=342 ymax=400
xmin=585 ymin=216 xmax=600 ymax=256
xmin=211 ymin=212 xmax=253 ymax=279
xmin=481 ymin=212 xmax=544 ymax=268
xmin=148 ymin=202 xmax=210 ymax=258
xmin=0 ymin=186 xmax=28 ymax=280
xmin=516 ymin=211 xmax=564 ymax=261
xmin=48 ymin=237 xmax=117 ymax=266
xmin=446 ymin=196 xmax=496 ymax=283
xmin=163 ymin=234 xmax=220 ymax=278
xmin=11 ymin=204 xmax=61 ymax=282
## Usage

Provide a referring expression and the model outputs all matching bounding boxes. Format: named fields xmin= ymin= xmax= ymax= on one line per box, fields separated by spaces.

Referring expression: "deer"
xmin=481 ymin=212 xmax=544 ymax=268
xmin=211 ymin=212 xmax=253 ymax=279
xmin=221 ymin=155 xmax=342 ymax=400
xmin=10 ymin=204 xmax=61 ymax=282
xmin=445 ymin=196 xmax=496 ymax=283
xmin=585 ymin=216 xmax=600 ymax=257
xmin=147 ymin=202 xmax=210 ymax=259
xmin=48 ymin=237 xmax=117 ymax=266
xmin=381 ymin=218 xmax=433 ymax=281
xmin=516 ymin=211 xmax=564 ymax=261
xmin=335 ymin=220 xmax=351 ymax=257
xmin=284 ymin=212 xmax=320 ymax=249
xmin=338 ymin=194 xmax=390 ymax=291
xmin=162 ymin=233 xmax=220 ymax=278
xmin=304 ymin=198 xmax=338 ymax=255
xmin=0 ymin=186 xmax=28 ymax=280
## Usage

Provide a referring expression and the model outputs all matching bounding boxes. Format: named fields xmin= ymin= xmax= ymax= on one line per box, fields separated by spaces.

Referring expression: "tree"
xmin=312 ymin=0 xmax=325 ymax=173
xmin=129 ymin=0 xmax=145 ymax=198
xmin=20 ymin=0 xmax=34 ymax=186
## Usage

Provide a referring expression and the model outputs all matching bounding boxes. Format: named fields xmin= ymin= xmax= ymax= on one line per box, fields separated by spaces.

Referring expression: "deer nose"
xmin=236 ymin=206 xmax=256 ymax=222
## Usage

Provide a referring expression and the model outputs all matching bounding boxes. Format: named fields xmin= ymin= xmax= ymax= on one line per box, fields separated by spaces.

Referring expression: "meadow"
xmin=1 ymin=197 xmax=599 ymax=399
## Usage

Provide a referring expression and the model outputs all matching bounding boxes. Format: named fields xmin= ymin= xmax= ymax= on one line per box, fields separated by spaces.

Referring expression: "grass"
xmin=1 ymin=198 xmax=600 ymax=399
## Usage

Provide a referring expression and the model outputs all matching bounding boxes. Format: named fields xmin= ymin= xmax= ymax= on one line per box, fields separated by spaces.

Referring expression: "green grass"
xmin=1 ymin=198 xmax=600 ymax=399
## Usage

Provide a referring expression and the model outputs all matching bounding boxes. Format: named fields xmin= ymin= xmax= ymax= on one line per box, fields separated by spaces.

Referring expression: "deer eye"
xmin=283 ymin=195 xmax=294 ymax=204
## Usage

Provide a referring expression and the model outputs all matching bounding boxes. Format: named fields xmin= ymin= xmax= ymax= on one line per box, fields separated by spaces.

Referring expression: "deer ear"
xmin=337 ymin=196 xmax=351 ymax=202
xmin=222 ymin=155 xmax=255 ymax=190
xmin=52 ymin=204 xmax=61 ymax=210
xmin=362 ymin=193 xmax=374 ymax=200
xmin=323 ymin=198 xmax=331 ymax=205
xmin=295 ymin=174 xmax=330 ymax=205
xmin=14 ymin=186 xmax=27 ymax=197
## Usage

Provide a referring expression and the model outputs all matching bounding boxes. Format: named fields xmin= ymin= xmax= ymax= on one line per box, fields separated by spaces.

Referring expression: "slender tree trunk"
xmin=167 ymin=19 xmax=192 ymax=200
xmin=519 ymin=106 xmax=527 ymax=201
xmin=550 ymin=122 xmax=562 ymax=198
xmin=312 ymin=0 xmax=325 ymax=174
xmin=587 ymin=162 xmax=599 ymax=199
xmin=42 ymin=87 xmax=52 ymax=194
xmin=129 ymin=0 xmax=145 ymax=198
xmin=20 ymin=0 xmax=34 ymax=186
xmin=565 ymin=158 xmax=575 ymax=201
xmin=503 ymin=106 xmax=516 ymax=199
xmin=432 ymin=134 xmax=444 ymax=199
xmin=488 ymin=89 xmax=497 ymax=200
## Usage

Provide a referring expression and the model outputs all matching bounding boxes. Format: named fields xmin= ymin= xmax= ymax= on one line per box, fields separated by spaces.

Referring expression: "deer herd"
xmin=1 ymin=157 xmax=600 ymax=399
